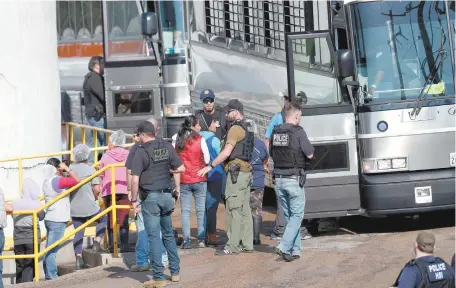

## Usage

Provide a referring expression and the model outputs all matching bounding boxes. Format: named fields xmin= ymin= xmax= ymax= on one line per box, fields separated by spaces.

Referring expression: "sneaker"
xmin=198 ymin=241 xmax=206 ymax=248
xmin=171 ymin=275 xmax=180 ymax=282
xmin=215 ymin=249 xmax=238 ymax=256
xmin=275 ymin=247 xmax=293 ymax=262
xmin=240 ymin=248 xmax=254 ymax=253
xmin=130 ymin=264 xmax=151 ymax=272
xmin=143 ymin=279 xmax=167 ymax=287
xmin=292 ymin=255 xmax=301 ymax=260
xmin=180 ymin=241 xmax=191 ymax=249
xmin=270 ymin=233 xmax=282 ymax=241
xmin=300 ymin=233 xmax=312 ymax=240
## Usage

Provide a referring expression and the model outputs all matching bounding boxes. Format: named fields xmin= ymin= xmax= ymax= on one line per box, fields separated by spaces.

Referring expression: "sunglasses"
xmin=203 ymin=98 xmax=214 ymax=104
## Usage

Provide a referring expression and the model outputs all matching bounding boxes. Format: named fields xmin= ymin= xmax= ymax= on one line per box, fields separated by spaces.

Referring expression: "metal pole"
xmin=70 ymin=126 xmax=74 ymax=162
xmin=33 ymin=213 xmax=39 ymax=282
xmin=82 ymin=128 xmax=86 ymax=144
xmin=111 ymin=166 xmax=118 ymax=257
xmin=18 ymin=159 xmax=23 ymax=192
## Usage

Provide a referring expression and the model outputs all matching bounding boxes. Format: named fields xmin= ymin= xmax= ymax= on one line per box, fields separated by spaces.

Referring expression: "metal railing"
xmin=0 ymin=122 xmax=133 ymax=195
xmin=0 ymin=163 xmax=130 ymax=282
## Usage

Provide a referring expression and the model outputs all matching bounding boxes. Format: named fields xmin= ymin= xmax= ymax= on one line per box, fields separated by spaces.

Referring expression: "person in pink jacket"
xmin=99 ymin=129 xmax=131 ymax=252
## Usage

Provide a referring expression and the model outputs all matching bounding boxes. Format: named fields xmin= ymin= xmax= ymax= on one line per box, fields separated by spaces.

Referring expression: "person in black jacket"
xmin=83 ymin=56 xmax=106 ymax=163
xmin=194 ymin=89 xmax=228 ymax=141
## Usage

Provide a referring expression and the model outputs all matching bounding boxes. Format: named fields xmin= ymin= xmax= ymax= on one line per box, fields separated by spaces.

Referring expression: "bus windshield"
xmin=350 ymin=1 xmax=455 ymax=104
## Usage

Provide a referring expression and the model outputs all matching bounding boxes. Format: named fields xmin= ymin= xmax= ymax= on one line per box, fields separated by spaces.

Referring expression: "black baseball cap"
xmin=223 ymin=99 xmax=243 ymax=113
xmin=137 ymin=121 xmax=155 ymax=134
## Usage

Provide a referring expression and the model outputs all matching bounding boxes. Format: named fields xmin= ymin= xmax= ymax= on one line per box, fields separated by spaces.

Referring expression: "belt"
xmin=147 ymin=188 xmax=172 ymax=194
xmin=274 ymin=175 xmax=299 ymax=180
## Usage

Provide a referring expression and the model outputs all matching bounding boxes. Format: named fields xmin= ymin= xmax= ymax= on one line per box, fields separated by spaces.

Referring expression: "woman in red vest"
xmin=174 ymin=115 xmax=210 ymax=249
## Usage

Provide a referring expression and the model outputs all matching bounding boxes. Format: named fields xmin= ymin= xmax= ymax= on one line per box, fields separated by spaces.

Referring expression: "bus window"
xmin=159 ymin=0 xmax=185 ymax=59
xmin=114 ymin=92 xmax=154 ymax=116
xmin=104 ymin=1 xmax=151 ymax=61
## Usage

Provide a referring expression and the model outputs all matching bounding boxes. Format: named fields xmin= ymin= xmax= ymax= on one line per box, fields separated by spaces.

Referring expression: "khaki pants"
xmin=224 ymin=171 xmax=253 ymax=252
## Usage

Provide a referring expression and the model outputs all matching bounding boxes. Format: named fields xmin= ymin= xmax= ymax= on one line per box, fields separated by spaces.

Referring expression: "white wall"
xmin=0 ymin=1 xmax=60 ymax=238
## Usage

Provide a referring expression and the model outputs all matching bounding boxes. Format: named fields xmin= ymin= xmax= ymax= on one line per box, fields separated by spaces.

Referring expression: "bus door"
xmin=102 ymin=1 xmax=162 ymax=133
xmin=284 ymin=31 xmax=363 ymax=219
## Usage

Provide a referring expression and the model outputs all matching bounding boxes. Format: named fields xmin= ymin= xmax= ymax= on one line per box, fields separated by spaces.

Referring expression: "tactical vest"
xmin=270 ymin=124 xmax=307 ymax=170
xmin=222 ymin=120 xmax=254 ymax=162
xmin=196 ymin=106 xmax=226 ymax=139
xmin=139 ymin=139 xmax=172 ymax=191
xmin=393 ymin=257 xmax=455 ymax=288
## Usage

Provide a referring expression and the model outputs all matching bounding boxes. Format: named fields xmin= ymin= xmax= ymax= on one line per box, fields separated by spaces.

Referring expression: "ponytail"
xmin=176 ymin=115 xmax=199 ymax=151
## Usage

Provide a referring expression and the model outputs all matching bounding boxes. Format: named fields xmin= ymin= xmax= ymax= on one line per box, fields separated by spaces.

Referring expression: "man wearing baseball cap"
xmin=198 ymin=99 xmax=255 ymax=255
xmin=194 ymin=89 xmax=228 ymax=140
xmin=392 ymin=231 xmax=454 ymax=287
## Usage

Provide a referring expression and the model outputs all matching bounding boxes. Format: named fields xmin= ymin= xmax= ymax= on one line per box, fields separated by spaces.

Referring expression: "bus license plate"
xmin=450 ymin=153 xmax=456 ymax=167
xmin=414 ymin=186 xmax=432 ymax=204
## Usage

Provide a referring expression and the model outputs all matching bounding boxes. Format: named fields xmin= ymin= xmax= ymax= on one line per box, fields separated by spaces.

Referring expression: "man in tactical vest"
xmin=266 ymin=91 xmax=312 ymax=242
xmin=194 ymin=89 xmax=228 ymax=140
xmin=130 ymin=120 xmax=185 ymax=287
xmin=198 ymin=99 xmax=255 ymax=255
xmin=270 ymin=102 xmax=314 ymax=262
xmin=391 ymin=231 xmax=454 ymax=288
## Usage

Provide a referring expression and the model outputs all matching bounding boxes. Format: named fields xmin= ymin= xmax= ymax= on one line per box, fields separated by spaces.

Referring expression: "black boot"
xmin=253 ymin=216 xmax=262 ymax=245
xmin=76 ymin=255 xmax=85 ymax=270
xmin=107 ymin=229 xmax=114 ymax=252
xmin=120 ymin=228 xmax=130 ymax=252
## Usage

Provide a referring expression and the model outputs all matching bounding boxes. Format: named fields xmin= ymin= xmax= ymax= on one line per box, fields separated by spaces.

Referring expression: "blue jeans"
xmin=142 ymin=192 xmax=180 ymax=281
xmin=0 ymin=229 xmax=4 ymax=288
xmin=87 ymin=117 xmax=106 ymax=163
xmin=180 ymin=182 xmax=207 ymax=242
xmin=136 ymin=203 xmax=168 ymax=267
xmin=43 ymin=221 xmax=67 ymax=280
xmin=275 ymin=178 xmax=305 ymax=256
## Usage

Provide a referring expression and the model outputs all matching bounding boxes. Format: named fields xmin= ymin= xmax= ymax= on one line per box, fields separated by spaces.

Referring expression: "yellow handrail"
xmin=0 ymin=121 xmax=134 ymax=198
xmin=0 ymin=163 xmax=131 ymax=282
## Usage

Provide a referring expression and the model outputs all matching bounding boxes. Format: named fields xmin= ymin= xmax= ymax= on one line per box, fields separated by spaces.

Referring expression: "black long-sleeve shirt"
xmin=83 ymin=71 xmax=105 ymax=121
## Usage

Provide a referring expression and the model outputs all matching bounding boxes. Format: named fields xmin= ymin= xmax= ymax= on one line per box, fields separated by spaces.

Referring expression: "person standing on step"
xmin=99 ymin=130 xmax=131 ymax=253
xmin=174 ymin=115 xmax=210 ymax=249
xmin=42 ymin=158 xmax=80 ymax=280
xmin=248 ymin=135 xmax=269 ymax=246
xmin=5 ymin=178 xmax=45 ymax=283
xmin=69 ymin=144 xmax=107 ymax=269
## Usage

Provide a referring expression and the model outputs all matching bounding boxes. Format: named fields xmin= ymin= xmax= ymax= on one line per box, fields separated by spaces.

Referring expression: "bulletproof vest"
xmin=270 ymin=124 xmax=307 ymax=170
xmin=196 ymin=106 xmax=226 ymax=139
xmin=222 ymin=120 xmax=254 ymax=162
xmin=394 ymin=257 xmax=455 ymax=288
xmin=139 ymin=139 xmax=172 ymax=190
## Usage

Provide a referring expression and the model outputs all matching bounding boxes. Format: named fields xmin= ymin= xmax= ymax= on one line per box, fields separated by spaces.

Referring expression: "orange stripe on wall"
xmin=58 ymin=40 xmax=145 ymax=58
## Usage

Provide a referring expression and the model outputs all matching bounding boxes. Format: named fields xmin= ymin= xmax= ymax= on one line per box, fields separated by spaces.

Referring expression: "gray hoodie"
xmin=12 ymin=178 xmax=44 ymax=245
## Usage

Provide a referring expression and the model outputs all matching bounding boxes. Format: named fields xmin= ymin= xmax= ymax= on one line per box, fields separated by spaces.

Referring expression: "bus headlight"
xmin=377 ymin=159 xmax=392 ymax=170
xmin=362 ymin=160 xmax=375 ymax=172
xmin=165 ymin=105 xmax=193 ymax=117
xmin=392 ymin=158 xmax=407 ymax=169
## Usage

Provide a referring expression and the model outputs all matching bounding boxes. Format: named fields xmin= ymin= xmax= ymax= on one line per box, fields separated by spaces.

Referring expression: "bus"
xmin=58 ymin=0 xmax=191 ymax=136
xmin=59 ymin=0 xmax=455 ymax=220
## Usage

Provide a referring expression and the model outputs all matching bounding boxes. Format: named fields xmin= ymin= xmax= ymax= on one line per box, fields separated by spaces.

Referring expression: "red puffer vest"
xmin=178 ymin=135 xmax=207 ymax=184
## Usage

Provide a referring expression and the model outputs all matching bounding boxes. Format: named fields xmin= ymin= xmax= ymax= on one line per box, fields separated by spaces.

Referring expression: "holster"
xmin=139 ymin=187 xmax=147 ymax=202
xmin=228 ymin=163 xmax=241 ymax=184
xmin=298 ymin=169 xmax=306 ymax=188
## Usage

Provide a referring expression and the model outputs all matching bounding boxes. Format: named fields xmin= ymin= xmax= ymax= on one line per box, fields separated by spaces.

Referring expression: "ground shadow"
xmin=105 ymin=265 xmax=150 ymax=282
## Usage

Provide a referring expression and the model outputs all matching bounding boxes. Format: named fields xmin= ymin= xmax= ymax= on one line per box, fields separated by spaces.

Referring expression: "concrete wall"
xmin=0 ymin=1 xmax=60 ymax=239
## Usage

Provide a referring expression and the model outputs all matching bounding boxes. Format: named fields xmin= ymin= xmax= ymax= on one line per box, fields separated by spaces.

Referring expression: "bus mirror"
xmin=141 ymin=12 xmax=158 ymax=37
xmin=336 ymin=50 xmax=355 ymax=78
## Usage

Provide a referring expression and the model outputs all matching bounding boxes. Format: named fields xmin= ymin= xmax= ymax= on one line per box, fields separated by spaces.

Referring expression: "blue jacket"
xmin=199 ymin=131 xmax=224 ymax=181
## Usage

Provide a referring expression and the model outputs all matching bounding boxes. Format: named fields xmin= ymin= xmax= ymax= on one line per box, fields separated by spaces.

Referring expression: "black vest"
xmin=195 ymin=106 xmax=227 ymax=140
xmin=270 ymin=124 xmax=307 ymax=170
xmin=139 ymin=139 xmax=172 ymax=191
xmin=394 ymin=257 xmax=455 ymax=288
xmin=222 ymin=120 xmax=254 ymax=162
